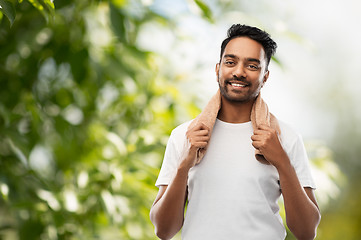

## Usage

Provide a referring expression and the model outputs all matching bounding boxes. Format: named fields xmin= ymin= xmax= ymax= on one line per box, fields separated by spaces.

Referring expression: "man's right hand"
xmin=182 ymin=122 xmax=210 ymax=169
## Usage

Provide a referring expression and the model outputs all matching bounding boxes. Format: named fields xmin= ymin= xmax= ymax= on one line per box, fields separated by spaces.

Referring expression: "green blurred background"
xmin=1 ymin=0 xmax=360 ymax=239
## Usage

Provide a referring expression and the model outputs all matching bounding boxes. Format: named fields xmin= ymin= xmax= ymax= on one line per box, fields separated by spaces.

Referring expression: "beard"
xmin=218 ymin=76 xmax=257 ymax=103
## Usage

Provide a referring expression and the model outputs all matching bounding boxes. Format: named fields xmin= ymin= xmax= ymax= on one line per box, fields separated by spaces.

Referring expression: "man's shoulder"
xmin=278 ymin=119 xmax=297 ymax=135
xmin=278 ymin=119 xmax=303 ymax=146
xmin=169 ymin=119 xmax=193 ymax=138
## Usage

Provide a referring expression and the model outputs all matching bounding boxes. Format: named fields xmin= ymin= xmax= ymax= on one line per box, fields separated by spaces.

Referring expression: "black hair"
xmin=220 ymin=24 xmax=277 ymax=68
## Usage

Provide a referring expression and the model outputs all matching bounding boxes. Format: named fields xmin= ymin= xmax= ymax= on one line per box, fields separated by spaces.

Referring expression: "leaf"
xmin=27 ymin=0 xmax=55 ymax=22
xmin=109 ymin=2 xmax=127 ymax=43
xmin=0 ymin=0 xmax=16 ymax=26
xmin=42 ymin=0 xmax=55 ymax=14
xmin=27 ymin=0 xmax=43 ymax=11
xmin=271 ymin=55 xmax=283 ymax=69
xmin=194 ymin=0 xmax=213 ymax=23
xmin=110 ymin=0 xmax=127 ymax=8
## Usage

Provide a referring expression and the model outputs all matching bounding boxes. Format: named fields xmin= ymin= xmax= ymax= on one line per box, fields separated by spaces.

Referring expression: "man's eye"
xmin=248 ymin=65 xmax=259 ymax=70
xmin=225 ymin=61 xmax=235 ymax=65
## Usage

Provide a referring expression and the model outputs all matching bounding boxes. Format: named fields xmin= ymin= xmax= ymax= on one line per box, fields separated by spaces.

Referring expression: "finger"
xmin=187 ymin=130 xmax=209 ymax=141
xmin=191 ymin=139 xmax=209 ymax=148
xmin=191 ymin=122 xmax=209 ymax=131
xmin=193 ymin=142 xmax=208 ymax=148
xmin=189 ymin=134 xmax=210 ymax=142
xmin=253 ymin=129 xmax=270 ymax=136
xmin=195 ymin=129 xmax=209 ymax=136
xmin=251 ymin=141 xmax=261 ymax=149
xmin=251 ymin=134 xmax=263 ymax=141
xmin=257 ymin=125 xmax=278 ymax=136
xmin=199 ymin=122 xmax=210 ymax=131
xmin=193 ymin=136 xmax=210 ymax=143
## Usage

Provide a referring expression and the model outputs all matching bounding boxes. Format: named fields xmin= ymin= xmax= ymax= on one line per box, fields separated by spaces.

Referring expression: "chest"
xmin=187 ymin=123 xmax=280 ymax=200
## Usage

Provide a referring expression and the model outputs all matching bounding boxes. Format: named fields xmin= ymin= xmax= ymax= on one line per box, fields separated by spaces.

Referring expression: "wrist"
xmin=178 ymin=149 xmax=197 ymax=171
xmin=272 ymin=150 xmax=291 ymax=170
xmin=275 ymin=156 xmax=293 ymax=175
xmin=177 ymin=162 xmax=191 ymax=175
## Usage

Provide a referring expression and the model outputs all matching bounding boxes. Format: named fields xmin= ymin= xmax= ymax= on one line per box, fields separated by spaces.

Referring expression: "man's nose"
xmin=232 ymin=65 xmax=246 ymax=79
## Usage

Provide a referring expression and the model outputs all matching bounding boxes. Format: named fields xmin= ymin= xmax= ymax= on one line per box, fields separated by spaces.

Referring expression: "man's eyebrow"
xmin=223 ymin=54 xmax=239 ymax=59
xmin=223 ymin=55 xmax=261 ymax=64
xmin=246 ymin=58 xmax=261 ymax=64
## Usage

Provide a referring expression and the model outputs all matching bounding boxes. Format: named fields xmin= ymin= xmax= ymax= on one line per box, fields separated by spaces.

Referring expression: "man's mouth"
xmin=227 ymin=81 xmax=250 ymax=88
xmin=230 ymin=82 xmax=246 ymax=87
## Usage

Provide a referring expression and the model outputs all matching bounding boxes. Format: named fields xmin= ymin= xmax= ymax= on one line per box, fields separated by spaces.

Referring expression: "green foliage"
xmin=194 ymin=0 xmax=213 ymax=23
xmin=2 ymin=0 xmax=360 ymax=239
xmin=0 ymin=0 xmax=16 ymax=26
xmin=27 ymin=0 xmax=55 ymax=22
xmin=0 ymin=0 xmax=204 ymax=239
xmin=0 ymin=0 xmax=55 ymax=25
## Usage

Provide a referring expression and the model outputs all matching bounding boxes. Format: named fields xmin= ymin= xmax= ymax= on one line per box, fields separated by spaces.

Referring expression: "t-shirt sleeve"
xmin=155 ymin=131 xmax=183 ymax=187
xmin=288 ymin=134 xmax=316 ymax=189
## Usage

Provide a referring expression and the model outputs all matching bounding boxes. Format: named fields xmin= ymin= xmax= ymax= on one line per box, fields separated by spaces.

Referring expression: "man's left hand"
xmin=251 ymin=124 xmax=290 ymax=168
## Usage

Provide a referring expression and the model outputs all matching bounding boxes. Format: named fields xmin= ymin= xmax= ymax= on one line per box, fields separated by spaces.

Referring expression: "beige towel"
xmin=188 ymin=89 xmax=280 ymax=165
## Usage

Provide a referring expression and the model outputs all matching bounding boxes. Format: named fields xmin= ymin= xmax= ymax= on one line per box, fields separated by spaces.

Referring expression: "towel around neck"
xmin=187 ymin=89 xmax=280 ymax=165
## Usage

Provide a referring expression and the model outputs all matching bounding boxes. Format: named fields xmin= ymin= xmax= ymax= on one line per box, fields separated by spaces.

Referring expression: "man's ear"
xmin=215 ymin=63 xmax=220 ymax=82
xmin=262 ymin=70 xmax=269 ymax=87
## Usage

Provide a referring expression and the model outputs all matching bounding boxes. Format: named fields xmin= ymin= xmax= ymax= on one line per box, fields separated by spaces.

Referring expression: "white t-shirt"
xmin=155 ymin=118 xmax=315 ymax=240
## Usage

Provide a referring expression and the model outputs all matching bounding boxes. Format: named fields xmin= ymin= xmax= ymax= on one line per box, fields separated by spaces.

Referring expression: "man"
xmin=150 ymin=24 xmax=321 ymax=240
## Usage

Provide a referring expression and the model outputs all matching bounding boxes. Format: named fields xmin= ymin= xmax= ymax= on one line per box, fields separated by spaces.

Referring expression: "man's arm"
xmin=149 ymin=171 xmax=188 ymax=240
xmin=150 ymin=123 xmax=210 ymax=240
xmin=277 ymin=164 xmax=321 ymax=240
xmin=252 ymin=124 xmax=321 ymax=240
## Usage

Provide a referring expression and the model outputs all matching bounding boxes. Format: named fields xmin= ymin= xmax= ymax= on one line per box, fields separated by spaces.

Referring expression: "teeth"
xmin=231 ymin=83 xmax=245 ymax=87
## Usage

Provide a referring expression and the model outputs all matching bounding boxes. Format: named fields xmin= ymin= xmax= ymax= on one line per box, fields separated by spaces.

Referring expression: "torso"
xmin=182 ymin=119 xmax=286 ymax=240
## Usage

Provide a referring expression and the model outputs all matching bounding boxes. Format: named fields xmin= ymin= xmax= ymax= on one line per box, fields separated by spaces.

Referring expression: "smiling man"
xmin=150 ymin=24 xmax=321 ymax=240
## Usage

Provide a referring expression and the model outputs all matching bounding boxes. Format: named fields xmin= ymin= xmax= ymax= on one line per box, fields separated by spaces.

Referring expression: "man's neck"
xmin=217 ymin=96 xmax=254 ymax=123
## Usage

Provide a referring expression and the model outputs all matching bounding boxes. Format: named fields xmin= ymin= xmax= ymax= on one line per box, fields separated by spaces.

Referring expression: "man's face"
xmin=216 ymin=37 xmax=269 ymax=103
